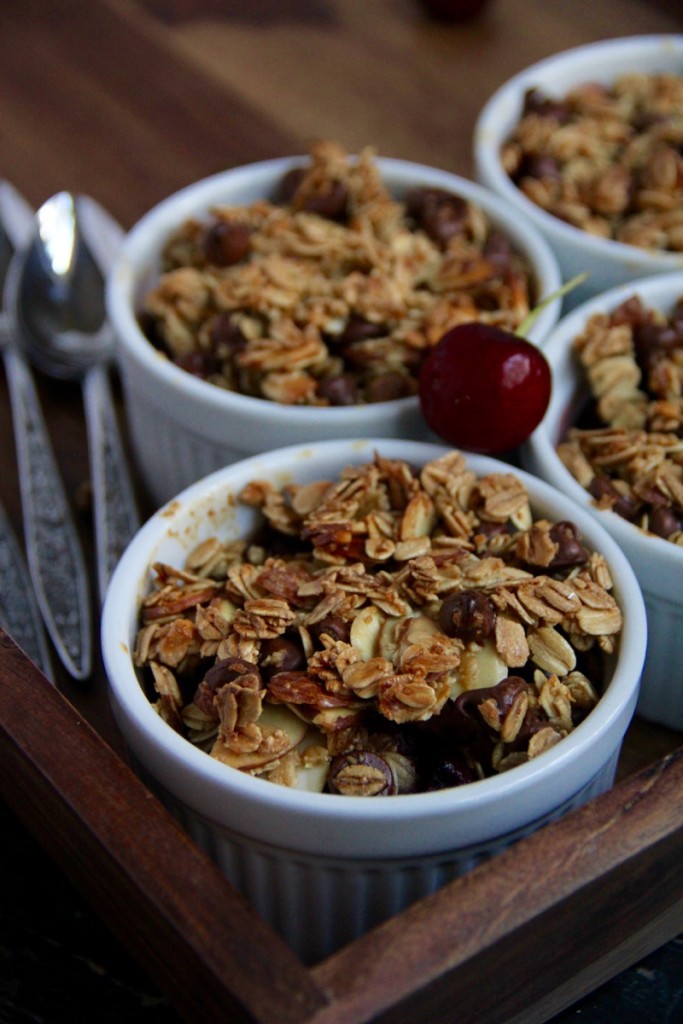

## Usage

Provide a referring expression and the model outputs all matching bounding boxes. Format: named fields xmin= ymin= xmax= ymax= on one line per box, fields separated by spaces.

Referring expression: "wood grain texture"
xmin=0 ymin=0 xmax=676 ymax=763
xmin=311 ymin=751 xmax=683 ymax=1024
xmin=0 ymin=1 xmax=682 ymax=1020
xmin=154 ymin=0 xmax=682 ymax=179
xmin=0 ymin=0 xmax=300 ymax=226
xmin=1 ymin=624 xmax=681 ymax=1024
xmin=0 ymin=630 xmax=329 ymax=1024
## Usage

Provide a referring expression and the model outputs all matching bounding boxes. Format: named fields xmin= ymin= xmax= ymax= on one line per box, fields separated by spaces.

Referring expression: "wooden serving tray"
xmin=1 ymin=2 xmax=682 ymax=1020
xmin=1 ymin=628 xmax=681 ymax=1024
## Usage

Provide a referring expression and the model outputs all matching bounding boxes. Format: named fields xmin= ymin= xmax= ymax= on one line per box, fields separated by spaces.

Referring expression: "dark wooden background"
xmin=0 ymin=2 xmax=681 ymax=1022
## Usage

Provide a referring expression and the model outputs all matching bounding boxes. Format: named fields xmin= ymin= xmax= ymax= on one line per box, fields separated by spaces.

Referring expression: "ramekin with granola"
xmin=501 ymin=72 xmax=683 ymax=253
xmin=557 ymin=291 xmax=683 ymax=544
xmin=134 ymin=449 xmax=624 ymax=795
xmin=475 ymin=36 xmax=683 ymax=303
xmin=102 ymin=438 xmax=645 ymax=957
xmin=524 ymin=272 xmax=683 ymax=731
xmin=139 ymin=141 xmax=538 ymax=408
xmin=108 ymin=149 xmax=561 ymax=504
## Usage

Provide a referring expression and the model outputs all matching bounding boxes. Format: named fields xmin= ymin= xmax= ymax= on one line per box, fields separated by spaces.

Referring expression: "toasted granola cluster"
xmin=558 ymin=294 xmax=683 ymax=544
xmin=502 ymin=73 xmax=683 ymax=250
xmin=139 ymin=141 xmax=534 ymax=406
xmin=134 ymin=452 xmax=622 ymax=795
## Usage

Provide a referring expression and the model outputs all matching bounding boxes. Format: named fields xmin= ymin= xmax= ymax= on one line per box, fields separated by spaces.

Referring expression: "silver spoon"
xmin=11 ymin=191 xmax=140 ymax=606
xmin=1 ymin=184 xmax=91 ymax=680
xmin=0 ymin=185 xmax=53 ymax=679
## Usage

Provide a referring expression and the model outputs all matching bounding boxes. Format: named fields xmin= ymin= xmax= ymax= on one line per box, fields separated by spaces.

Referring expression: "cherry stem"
xmin=516 ymin=272 xmax=589 ymax=338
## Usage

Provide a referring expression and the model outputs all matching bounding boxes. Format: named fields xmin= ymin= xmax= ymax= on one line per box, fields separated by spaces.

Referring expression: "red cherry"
xmin=418 ymin=322 xmax=551 ymax=454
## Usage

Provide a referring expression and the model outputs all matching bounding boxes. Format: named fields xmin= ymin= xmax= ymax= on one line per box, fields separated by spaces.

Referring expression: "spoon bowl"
xmin=14 ymin=192 xmax=111 ymax=377
xmin=12 ymin=191 xmax=140 ymax=603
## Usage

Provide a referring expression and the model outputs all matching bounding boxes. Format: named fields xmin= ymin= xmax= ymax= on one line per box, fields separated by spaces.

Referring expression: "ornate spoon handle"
xmin=0 ymin=499 xmax=53 ymax=680
xmin=83 ymin=361 xmax=140 ymax=602
xmin=77 ymin=196 xmax=140 ymax=601
xmin=3 ymin=343 xmax=92 ymax=680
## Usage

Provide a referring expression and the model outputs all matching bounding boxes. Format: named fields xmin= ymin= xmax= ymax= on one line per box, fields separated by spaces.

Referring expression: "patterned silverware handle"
xmin=0 ymin=499 xmax=53 ymax=680
xmin=83 ymin=361 xmax=140 ymax=601
xmin=77 ymin=195 xmax=140 ymax=601
xmin=3 ymin=344 xmax=92 ymax=680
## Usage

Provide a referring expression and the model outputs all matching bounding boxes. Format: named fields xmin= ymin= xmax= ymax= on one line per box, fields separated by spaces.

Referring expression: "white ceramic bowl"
xmin=106 ymin=156 xmax=562 ymax=506
xmin=524 ymin=272 xmax=683 ymax=731
xmin=475 ymin=35 xmax=683 ymax=308
xmin=101 ymin=438 xmax=646 ymax=962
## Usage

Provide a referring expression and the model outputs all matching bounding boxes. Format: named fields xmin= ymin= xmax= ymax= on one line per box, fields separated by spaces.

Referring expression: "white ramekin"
xmin=475 ymin=35 xmax=683 ymax=308
xmin=106 ymin=157 xmax=562 ymax=506
xmin=101 ymin=439 xmax=646 ymax=962
xmin=524 ymin=272 xmax=683 ymax=731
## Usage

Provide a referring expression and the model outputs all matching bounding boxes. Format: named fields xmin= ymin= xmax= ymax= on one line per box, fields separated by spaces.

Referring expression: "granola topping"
xmin=558 ymin=293 xmax=683 ymax=544
xmin=139 ymin=141 xmax=535 ymax=406
xmin=502 ymin=73 xmax=683 ymax=251
xmin=135 ymin=452 xmax=621 ymax=794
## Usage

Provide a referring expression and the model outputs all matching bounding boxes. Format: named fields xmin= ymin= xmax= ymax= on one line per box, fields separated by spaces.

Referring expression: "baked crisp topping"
xmin=558 ymin=294 xmax=683 ymax=544
xmin=502 ymin=73 xmax=683 ymax=251
xmin=134 ymin=452 xmax=621 ymax=795
xmin=139 ymin=141 xmax=535 ymax=406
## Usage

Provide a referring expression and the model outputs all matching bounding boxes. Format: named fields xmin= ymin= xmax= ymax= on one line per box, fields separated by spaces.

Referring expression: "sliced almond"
xmin=452 ymin=637 xmax=507 ymax=696
xmin=210 ymin=703 xmax=307 ymax=770
xmin=377 ymin=615 xmax=403 ymax=662
xmin=350 ymin=604 xmax=385 ymax=659
xmin=292 ymin=733 xmax=330 ymax=792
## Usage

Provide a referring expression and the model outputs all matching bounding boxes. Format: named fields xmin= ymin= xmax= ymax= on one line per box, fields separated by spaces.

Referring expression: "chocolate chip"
xmin=209 ymin=312 xmax=248 ymax=355
xmin=316 ymin=374 xmax=358 ymax=406
xmin=548 ymin=521 xmax=589 ymax=569
xmin=193 ymin=657 xmax=261 ymax=715
xmin=405 ymin=186 xmax=468 ymax=247
xmin=521 ymin=88 xmax=572 ymax=121
xmin=365 ymin=371 xmax=415 ymax=403
xmin=438 ymin=589 xmax=496 ymax=642
xmin=203 ymin=657 xmax=260 ymax=689
xmin=425 ymin=753 xmax=478 ymax=790
xmin=611 ymin=295 xmax=650 ymax=328
xmin=523 ymin=154 xmax=563 ymax=181
xmin=260 ymin=636 xmax=306 ymax=679
xmin=589 ymin=475 xmax=642 ymax=521
xmin=483 ymin=230 xmax=514 ymax=271
xmin=634 ymin=319 xmax=681 ymax=353
xmin=650 ymin=506 xmax=683 ymax=539
xmin=671 ymin=297 xmax=683 ymax=333
xmin=301 ymin=180 xmax=349 ymax=221
xmin=328 ymin=751 xmax=396 ymax=796
xmin=450 ymin=676 xmax=529 ymax=744
xmin=276 ymin=166 xmax=306 ymax=204
xmin=338 ymin=315 xmax=387 ymax=345
xmin=174 ymin=348 xmax=221 ymax=378
xmin=203 ymin=221 xmax=251 ymax=266
xmin=309 ymin=615 xmax=350 ymax=645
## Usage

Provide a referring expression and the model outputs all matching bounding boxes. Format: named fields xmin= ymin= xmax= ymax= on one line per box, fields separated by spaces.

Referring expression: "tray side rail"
xmin=0 ymin=630 xmax=330 ymax=1024
xmin=312 ymin=739 xmax=683 ymax=1024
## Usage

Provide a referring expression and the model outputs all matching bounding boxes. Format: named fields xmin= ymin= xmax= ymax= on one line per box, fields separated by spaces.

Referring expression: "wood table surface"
xmin=0 ymin=2 xmax=682 ymax=1022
